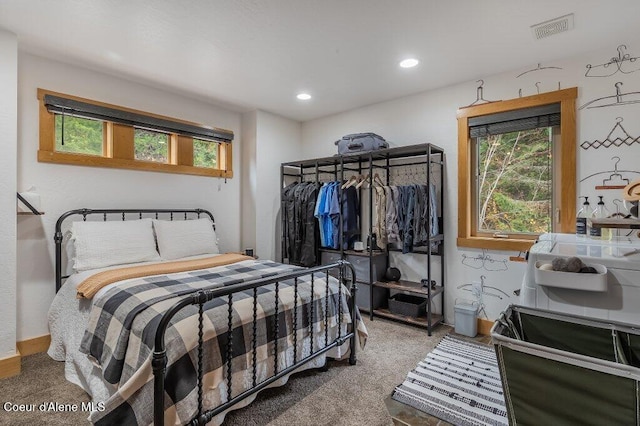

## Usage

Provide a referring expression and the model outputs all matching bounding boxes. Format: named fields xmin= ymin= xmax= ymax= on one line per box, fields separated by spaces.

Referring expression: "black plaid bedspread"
xmin=79 ymin=259 xmax=365 ymax=425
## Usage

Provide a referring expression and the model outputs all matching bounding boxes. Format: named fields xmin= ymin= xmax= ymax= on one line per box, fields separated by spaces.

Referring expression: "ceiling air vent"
xmin=531 ymin=14 xmax=574 ymax=40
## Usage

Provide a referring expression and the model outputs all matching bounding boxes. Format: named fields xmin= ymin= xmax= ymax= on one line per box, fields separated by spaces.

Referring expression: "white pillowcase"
xmin=153 ymin=218 xmax=219 ymax=260
xmin=71 ymin=218 xmax=161 ymax=271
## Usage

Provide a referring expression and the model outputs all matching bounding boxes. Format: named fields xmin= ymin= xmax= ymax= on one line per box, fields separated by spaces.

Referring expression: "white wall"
xmin=301 ymin=45 xmax=640 ymax=324
xmin=241 ymin=111 xmax=301 ymax=261
xmin=16 ymin=53 xmax=243 ymax=340
xmin=255 ymin=111 xmax=302 ymax=261
xmin=241 ymin=111 xmax=257 ymax=251
xmin=0 ymin=30 xmax=18 ymax=358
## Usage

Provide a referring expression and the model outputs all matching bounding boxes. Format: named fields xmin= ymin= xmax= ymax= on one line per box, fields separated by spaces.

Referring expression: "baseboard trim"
xmin=0 ymin=350 xmax=21 ymax=379
xmin=477 ymin=318 xmax=494 ymax=336
xmin=16 ymin=334 xmax=51 ymax=357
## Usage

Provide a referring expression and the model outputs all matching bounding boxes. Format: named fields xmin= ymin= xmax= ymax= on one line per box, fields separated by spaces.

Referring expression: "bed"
xmin=47 ymin=208 xmax=367 ymax=425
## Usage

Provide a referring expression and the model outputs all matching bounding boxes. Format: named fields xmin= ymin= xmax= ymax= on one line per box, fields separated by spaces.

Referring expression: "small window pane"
xmin=193 ymin=139 xmax=218 ymax=169
xmin=134 ymin=128 xmax=168 ymax=163
xmin=476 ymin=127 xmax=553 ymax=234
xmin=55 ymin=114 xmax=103 ymax=156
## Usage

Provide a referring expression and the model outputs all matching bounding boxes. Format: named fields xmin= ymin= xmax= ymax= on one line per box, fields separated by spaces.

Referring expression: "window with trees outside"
xmin=457 ymin=88 xmax=577 ymax=251
xmin=134 ymin=128 xmax=169 ymax=163
xmin=193 ymin=138 xmax=218 ymax=168
xmin=55 ymin=114 xmax=104 ymax=156
xmin=38 ymin=89 xmax=233 ymax=178
xmin=475 ymin=126 xmax=556 ymax=236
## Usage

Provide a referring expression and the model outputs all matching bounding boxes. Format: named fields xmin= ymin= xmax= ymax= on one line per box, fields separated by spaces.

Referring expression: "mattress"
xmin=48 ymin=255 xmax=364 ymax=424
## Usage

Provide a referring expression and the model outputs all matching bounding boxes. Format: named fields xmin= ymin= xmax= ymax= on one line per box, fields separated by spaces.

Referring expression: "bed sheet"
xmin=48 ymin=255 xmax=366 ymax=425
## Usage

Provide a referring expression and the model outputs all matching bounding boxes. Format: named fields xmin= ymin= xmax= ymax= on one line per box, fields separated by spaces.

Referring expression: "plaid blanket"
xmin=80 ymin=259 xmax=365 ymax=425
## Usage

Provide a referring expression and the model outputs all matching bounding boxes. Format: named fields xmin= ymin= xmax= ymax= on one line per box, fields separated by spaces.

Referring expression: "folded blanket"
xmin=76 ymin=253 xmax=251 ymax=299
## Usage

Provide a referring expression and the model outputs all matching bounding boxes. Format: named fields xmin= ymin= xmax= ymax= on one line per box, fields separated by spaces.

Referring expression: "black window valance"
xmin=469 ymin=104 xmax=560 ymax=138
xmin=43 ymin=94 xmax=233 ymax=143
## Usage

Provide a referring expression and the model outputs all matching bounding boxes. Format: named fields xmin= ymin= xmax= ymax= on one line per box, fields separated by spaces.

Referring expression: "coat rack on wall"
xmin=585 ymin=44 xmax=640 ymax=77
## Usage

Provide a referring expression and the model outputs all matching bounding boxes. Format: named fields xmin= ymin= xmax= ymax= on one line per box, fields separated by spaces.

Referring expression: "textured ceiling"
xmin=1 ymin=0 xmax=640 ymax=121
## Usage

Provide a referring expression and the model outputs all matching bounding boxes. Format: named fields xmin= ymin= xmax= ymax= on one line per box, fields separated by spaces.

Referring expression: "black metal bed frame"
xmin=54 ymin=208 xmax=215 ymax=293
xmin=54 ymin=208 xmax=359 ymax=426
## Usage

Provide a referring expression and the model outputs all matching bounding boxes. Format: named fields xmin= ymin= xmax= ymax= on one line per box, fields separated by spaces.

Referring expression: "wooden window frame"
xmin=457 ymin=87 xmax=577 ymax=251
xmin=38 ymin=88 xmax=233 ymax=178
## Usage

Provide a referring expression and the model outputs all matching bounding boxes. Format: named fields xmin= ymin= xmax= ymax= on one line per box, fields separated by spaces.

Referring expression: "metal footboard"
xmin=152 ymin=260 xmax=358 ymax=426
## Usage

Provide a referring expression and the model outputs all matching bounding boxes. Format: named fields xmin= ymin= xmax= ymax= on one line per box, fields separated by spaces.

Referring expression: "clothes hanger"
xmin=580 ymin=82 xmax=640 ymax=110
xmin=355 ymin=174 xmax=370 ymax=189
xmin=595 ymin=156 xmax=630 ymax=190
xmin=516 ymin=62 xmax=563 ymax=78
xmin=373 ymin=173 xmax=385 ymax=186
xmin=464 ymin=80 xmax=499 ymax=107
xmin=585 ymin=44 xmax=640 ymax=78
xmin=341 ymin=175 xmax=357 ymax=189
xmin=611 ymin=199 xmax=629 ymax=218
xmin=581 ymin=117 xmax=640 ymax=150
xmin=456 ymin=276 xmax=511 ymax=300
xmin=346 ymin=174 xmax=363 ymax=189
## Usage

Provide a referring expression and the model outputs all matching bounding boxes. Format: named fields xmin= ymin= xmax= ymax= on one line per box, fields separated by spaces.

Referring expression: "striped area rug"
xmin=391 ymin=335 xmax=508 ymax=426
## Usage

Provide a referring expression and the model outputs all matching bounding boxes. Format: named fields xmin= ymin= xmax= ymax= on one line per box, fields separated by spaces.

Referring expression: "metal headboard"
xmin=54 ymin=208 xmax=215 ymax=293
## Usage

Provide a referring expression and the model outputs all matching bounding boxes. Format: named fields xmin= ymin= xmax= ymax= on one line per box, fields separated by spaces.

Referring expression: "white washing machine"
xmin=521 ymin=233 xmax=640 ymax=325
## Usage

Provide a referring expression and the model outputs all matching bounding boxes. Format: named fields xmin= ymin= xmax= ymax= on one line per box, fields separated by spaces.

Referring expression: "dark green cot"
xmin=492 ymin=305 xmax=640 ymax=426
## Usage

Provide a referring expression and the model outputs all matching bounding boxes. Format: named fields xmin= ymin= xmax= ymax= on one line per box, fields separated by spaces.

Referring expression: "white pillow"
xmin=71 ymin=218 xmax=161 ymax=271
xmin=153 ymin=218 xmax=219 ymax=260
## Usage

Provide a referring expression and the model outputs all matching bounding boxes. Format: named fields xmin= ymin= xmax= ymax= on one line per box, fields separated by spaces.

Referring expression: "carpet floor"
xmin=0 ymin=317 xmax=451 ymax=426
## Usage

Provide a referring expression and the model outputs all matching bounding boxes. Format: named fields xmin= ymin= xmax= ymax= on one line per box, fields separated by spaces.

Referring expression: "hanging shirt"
xmin=402 ymin=185 xmax=416 ymax=254
xmin=314 ymin=183 xmax=330 ymax=247
xmin=373 ymin=183 xmax=387 ymax=247
xmin=385 ymin=186 xmax=400 ymax=244
xmin=341 ymin=185 xmax=360 ymax=249
xmin=328 ymin=182 xmax=341 ymax=249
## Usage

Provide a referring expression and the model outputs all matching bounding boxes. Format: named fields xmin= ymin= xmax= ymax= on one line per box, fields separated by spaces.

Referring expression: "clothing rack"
xmin=281 ymin=143 xmax=445 ymax=336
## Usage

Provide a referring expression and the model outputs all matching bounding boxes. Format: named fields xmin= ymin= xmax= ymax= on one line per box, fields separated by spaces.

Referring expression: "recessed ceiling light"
xmin=297 ymin=93 xmax=312 ymax=100
xmin=399 ymin=58 xmax=419 ymax=68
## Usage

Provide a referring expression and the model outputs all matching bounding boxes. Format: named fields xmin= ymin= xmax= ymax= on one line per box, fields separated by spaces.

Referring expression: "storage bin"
xmin=320 ymin=250 xmax=386 ymax=282
xmin=492 ymin=305 xmax=640 ymax=426
xmin=388 ymin=293 xmax=427 ymax=317
xmin=355 ymin=282 xmax=386 ymax=312
xmin=454 ymin=301 xmax=478 ymax=337
xmin=534 ymin=260 xmax=608 ymax=292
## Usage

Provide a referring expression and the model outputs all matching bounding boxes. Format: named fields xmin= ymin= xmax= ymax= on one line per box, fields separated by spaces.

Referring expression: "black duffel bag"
xmin=335 ymin=133 xmax=388 ymax=155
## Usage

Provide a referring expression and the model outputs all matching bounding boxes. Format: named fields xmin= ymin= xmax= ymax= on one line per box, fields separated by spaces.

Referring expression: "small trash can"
xmin=454 ymin=300 xmax=478 ymax=337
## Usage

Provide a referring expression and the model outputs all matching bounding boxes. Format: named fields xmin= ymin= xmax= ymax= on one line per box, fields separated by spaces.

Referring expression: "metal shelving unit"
xmin=281 ymin=143 xmax=445 ymax=335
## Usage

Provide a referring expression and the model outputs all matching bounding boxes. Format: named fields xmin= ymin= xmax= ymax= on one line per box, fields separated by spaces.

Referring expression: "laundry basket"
xmin=491 ymin=305 xmax=640 ymax=426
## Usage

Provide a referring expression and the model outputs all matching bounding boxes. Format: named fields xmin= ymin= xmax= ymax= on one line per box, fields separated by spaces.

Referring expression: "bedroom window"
xmin=54 ymin=114 xmax=105 ymax=156
xmin=38 ymin=88 xmax=234 ymax=178
xmin=457 ymin=88 xmax=577 ymax=251
xmin=134 ymin=128 xmax=169 ymax=163
xmin=474 ymin=124 xmax=557 ymax=236
xmin=193 ymin=138 xmax=218 ymax=168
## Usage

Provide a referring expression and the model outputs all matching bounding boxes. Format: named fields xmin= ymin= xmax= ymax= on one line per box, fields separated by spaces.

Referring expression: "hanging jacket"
xmin=284 ymin=182 xmax=319 ymax=266
xmin=341 ymin=185 xmax=360 ymax=249
xmin=373 ymin=183 xmax=387 ymax=247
